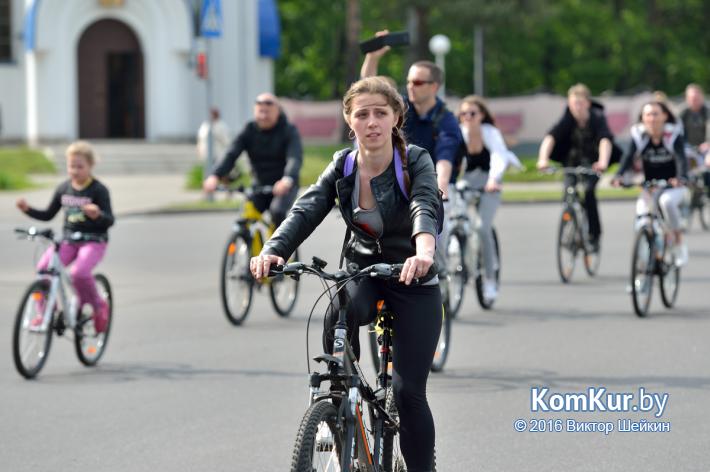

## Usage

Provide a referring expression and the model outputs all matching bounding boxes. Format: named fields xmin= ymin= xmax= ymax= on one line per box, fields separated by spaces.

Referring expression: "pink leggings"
xmin=37 ymin=242 xmax=108 ymax=311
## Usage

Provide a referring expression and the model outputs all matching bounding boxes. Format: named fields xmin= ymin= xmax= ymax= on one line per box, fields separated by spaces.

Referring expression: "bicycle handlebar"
xmin=540 ymin=166 xmax=601 ymax=177
xmin=14 ymin=227 xmax=105 ymax=243
xmin=215 ymin=184 xmax=274 ymax=195
xmin=268 ymin=258 xmax=406 ymax=283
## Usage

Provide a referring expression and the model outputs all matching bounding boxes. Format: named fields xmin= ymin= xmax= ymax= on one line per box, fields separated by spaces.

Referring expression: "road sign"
xmin=200 ymin=0 xmax=222 ymax=38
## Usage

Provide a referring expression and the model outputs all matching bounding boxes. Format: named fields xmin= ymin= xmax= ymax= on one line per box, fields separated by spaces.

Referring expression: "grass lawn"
xmin=0 ymin=147 xmax=57 ymax=190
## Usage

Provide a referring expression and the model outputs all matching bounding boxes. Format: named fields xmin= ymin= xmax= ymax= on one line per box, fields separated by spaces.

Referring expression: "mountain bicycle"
xmin=552 ymin=167 xmax=602 ymax=283
xmin=267 ymin=258 xmax=436 ymax=472
xmin=12 ymin=227 xmax=113 ymax=379
xmin=446 ymin=179 xmax=501 ymax=315
xmin=627 ymin=180 xmax=682 ymax=317
xmin=220 ymin=185 xmax=300 ymax=325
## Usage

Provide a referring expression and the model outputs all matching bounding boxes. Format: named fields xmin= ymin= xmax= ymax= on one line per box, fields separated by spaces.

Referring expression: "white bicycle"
xmin=12 ymin=227 xmax=113 ymax=379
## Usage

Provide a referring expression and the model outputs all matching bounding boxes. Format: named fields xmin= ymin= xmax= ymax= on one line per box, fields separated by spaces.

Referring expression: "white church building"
xmin=0 ymin=0 xmax=280 ymax=143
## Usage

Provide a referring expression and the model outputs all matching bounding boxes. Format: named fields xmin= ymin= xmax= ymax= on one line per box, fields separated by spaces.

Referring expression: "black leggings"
xmin=250 ymin=185 xmax=299 ymax=227
xmin=323 ymin=278 xmax=441 ymax=472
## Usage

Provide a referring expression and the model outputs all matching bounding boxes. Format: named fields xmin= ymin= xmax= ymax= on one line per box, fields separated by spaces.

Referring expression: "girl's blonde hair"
xmin=65 ymin=140 xmax=98 ymax=166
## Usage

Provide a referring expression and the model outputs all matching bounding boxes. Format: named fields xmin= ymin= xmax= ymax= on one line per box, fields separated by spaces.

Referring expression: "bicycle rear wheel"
xmin=13 ymin=280 xmax=54 ymax=379
xmin=220 ymin=232 xmax=254 ymax=326
xmin=270 ymin=247 xmax=300 ymax=317
xmin=631 ymin=229 xmax=655 ymax=317
xmin=583 ymin=240 xmax=601 ymax=277
xmin=557 ymin=210 xmax=578 ymax=283
xmin=475 ymin=228 xmax=500 ymax=309
xmin=75 ymin=274 xmax=113 ymax=366
xmin=699 ymin=194 xmax=710 ymax=230
xmin=383 ymin=387 xmax=407 ymax=471
xmin=659 ymin=244 xmax=680 ymax=308
xmin=445 ymin=232 xmax=466 ymax=318
xmin=430 ymin=303 xmax=450 ymax=373
xmin=369 ymin=323 xmax=381 ymax=375
xmin=290 ymin=400 xmax=344 ymax=472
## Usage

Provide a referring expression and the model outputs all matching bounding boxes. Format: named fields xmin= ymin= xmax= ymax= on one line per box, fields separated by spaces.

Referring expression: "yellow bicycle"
xmin=219 ymin=186 xmax=300 ymax=325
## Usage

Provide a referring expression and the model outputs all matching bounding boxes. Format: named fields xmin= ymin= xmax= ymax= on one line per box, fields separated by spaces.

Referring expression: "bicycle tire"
xmin=659 ymin=245 xmax=680 ymax=308
xmin=290 ymin=400 xmax=345 ymax=472
xmin=382 ymin=387 xmax=407 ymax=471
xmin=631 ymin=229 xmax=654 ymax=317
xmin=220 ymin=232 xmax=254 ymax=326
xmin=445 ymin=232 xmax=466 ymax=318
xmin=75 ymin=274 xmax=113 ymax=366
xmin=269 ymin=247 xmax=300 ymax=317
xmin=13 ymin=280 xmax=53 ymax=379
xmin=430 ymin=303 xmax=450 ymax=373
xmin=699 ymin=194 xmax=710 ymax=230
xmin=583 ymin=240 xmax=601 ymax=277
xmin=556 ymin=209 xmax=578 ymax=283
xmin=475 ymin=228 xmax=500 ymax=309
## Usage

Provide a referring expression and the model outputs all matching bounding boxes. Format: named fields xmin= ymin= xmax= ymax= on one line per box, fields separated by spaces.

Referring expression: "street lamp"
xmin=428 ymin=34 xmax=451 ymax=98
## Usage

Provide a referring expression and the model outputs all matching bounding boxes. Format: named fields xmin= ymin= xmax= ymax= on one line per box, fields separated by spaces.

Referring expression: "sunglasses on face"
xmin=407 ymin=79 xmax=434 ymax=87
xmin=459 ymin=111 xmax=478 ymax=118
xmin=255 ymin=99 xmax=275 ymax=106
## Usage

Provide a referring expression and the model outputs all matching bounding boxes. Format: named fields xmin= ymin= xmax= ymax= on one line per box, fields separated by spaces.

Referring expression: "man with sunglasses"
xmin=203 ymin=93 xmax=303 ymax=227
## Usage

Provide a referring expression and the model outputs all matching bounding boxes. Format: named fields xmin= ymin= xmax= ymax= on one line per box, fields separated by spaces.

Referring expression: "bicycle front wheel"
xmin=631 ymin=229 xmax=655 ymax=317
xmin=75 ymin=274 xmax=113 ymax=366
xmin=430 ymin=303 xmax=450 ymax=373
xmin=557 ymin=210 xmax=578 ymax=283
xmin=445 ymin=232 xmax=466 ymax=318
xmin=290 ymin=400 xmax=345 ymax=472
xmin=220 ymin=232 xmax=254 ymax=326
xmin=13 ymin=280 xmax=54 ymax=379
xmin=270 ymin=247 xmax=300 ymax=317
xmin=659 ymin=245 xmax=680 ymax=308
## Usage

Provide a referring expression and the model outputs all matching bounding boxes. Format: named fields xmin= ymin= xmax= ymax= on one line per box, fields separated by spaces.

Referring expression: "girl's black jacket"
xmin=262 ymin=144 xmax=440 ymax=277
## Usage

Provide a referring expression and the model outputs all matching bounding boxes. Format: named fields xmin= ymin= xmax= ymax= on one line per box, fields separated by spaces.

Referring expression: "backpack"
xmin=343 ymin=148 xmax=445 ymax=237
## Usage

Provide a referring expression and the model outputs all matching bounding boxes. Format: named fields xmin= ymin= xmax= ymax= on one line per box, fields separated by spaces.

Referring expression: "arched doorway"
xmin=77 ymin=19 xmax=145 ymax=138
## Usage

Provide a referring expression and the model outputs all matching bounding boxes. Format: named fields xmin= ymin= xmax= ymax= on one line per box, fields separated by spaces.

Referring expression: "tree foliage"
xmin=275 ymin=0 xmax=710 ymax=99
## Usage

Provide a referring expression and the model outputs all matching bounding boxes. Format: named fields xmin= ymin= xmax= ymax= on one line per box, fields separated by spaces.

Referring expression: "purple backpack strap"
xmin=344 ymin=150 xmax=356 ymax=176
xmin=345 ymin=148 xmax=408 ymax=200
xmin=393 ymin=148 xmax=409 ymax=200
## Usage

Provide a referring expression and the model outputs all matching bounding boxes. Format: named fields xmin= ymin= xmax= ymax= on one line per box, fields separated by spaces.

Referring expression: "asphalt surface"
xmin=1 ymin=201 xmax=709 ymax=471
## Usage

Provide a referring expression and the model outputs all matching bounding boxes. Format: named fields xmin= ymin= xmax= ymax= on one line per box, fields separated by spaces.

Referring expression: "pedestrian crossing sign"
xmin=200 ymin=0 xmax=223 ymax=38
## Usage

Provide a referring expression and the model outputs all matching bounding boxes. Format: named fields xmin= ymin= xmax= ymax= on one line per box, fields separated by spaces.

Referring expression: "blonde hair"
xmin=567 ymin=83 xmax=591 ymax=100
xmin=65 ymin=140 xmax=98 ymax=167
xmin=342 ymin=77 xmax=409 ymax=185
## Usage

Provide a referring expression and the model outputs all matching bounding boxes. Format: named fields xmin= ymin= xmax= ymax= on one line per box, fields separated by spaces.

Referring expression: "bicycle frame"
xmin=277 ymin=260 xmax=401 ymax=471
xmin=449 ymin=183 xmax=483 ymax=278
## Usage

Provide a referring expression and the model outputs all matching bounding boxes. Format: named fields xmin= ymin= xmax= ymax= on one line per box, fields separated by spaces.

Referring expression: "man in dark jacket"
xmin=537 ymin=83 xmax=614 ymax=250
xmin=203 ymin=93 xmax=303 ymax=226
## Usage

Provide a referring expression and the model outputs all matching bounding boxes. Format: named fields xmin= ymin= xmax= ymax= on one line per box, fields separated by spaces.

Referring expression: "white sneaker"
xmin=483 ymin=279 xmax=498 ymax=300
xmin=675 ymin=243 xmax=688 ymax=267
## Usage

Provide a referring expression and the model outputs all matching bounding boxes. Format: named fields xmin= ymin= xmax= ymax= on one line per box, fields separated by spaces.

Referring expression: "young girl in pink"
xmin=16 ymin=141 xmax=114 ymax=332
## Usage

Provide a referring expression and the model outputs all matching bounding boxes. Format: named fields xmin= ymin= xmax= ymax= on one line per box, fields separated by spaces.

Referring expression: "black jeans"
xmin=564 ymin=173 xmax=601 ymax=239
xmin=323 ymin=277 xmax=441 ymax=472
xmin=250 ymin=185 xmax=298 ymax=227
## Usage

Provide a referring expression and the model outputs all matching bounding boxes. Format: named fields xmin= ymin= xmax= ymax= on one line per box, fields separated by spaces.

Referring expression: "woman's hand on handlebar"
xmin=400 ymin=253 xmax=434 ymax=286
xmin=669 ymin=177 xmax=684 ymax=188
xmin=250 ymin=254 xmax=285 ymax=279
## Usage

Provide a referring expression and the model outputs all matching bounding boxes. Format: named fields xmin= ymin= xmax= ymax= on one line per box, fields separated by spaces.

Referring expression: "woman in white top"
xmin=458 ymin=95 xmax=521 ymax=301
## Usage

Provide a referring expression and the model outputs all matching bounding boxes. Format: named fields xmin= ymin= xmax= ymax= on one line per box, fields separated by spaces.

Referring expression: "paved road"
xmin=1 ymin=201 xmax=708 ymax=471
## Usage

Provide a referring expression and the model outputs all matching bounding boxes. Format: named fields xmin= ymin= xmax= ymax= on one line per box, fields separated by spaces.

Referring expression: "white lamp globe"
xmin=428 ymin=34 xmax=451 ymax=55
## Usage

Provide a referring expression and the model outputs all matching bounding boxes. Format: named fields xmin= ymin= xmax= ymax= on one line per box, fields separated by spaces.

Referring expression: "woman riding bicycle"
xmin=251 ymin=77 xmax=441 ymax=472
xmin=612 ymin=101 xmax=690 ymax=266
xmin=16 ymin=141 xmax=114 ymax=332
xmin=458 ymin=95 xmax=521 ymax=301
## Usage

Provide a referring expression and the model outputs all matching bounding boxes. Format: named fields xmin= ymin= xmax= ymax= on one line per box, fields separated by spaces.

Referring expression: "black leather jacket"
xmin=262 ymin=144 xmax=440 ymax=276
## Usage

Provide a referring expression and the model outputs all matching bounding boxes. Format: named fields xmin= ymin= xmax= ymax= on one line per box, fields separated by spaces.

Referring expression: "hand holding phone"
xmin=360 ymin=31 xmax=410 ymax=55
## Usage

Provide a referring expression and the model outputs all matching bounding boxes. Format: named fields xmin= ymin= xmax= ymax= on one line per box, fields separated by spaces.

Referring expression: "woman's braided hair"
xmin=343 ymin=76 xmax=410 ymax=189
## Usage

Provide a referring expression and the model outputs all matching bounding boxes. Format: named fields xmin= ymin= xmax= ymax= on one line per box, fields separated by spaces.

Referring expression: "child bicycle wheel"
xmin=75 ymin=273 xmax=113 ymax=366
xmin=12 ymin=280 xmax=54 ymax=379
